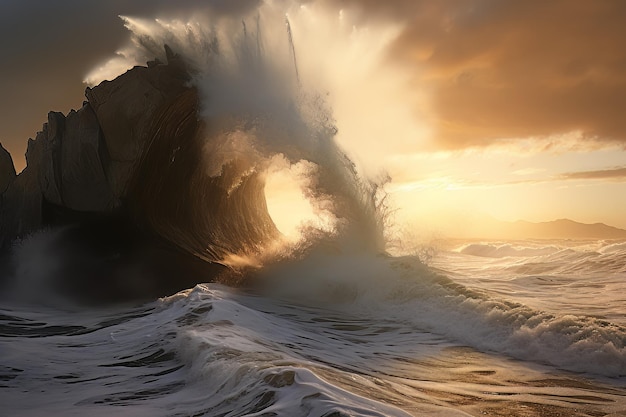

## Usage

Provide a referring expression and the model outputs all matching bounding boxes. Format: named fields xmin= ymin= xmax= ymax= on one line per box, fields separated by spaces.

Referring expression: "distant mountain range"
xmin=475 ymin=218 xmax=626 ymax=240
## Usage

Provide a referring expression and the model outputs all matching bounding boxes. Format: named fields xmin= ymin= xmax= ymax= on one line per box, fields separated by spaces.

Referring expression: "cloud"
xmin=336 ymin=0 xmax=626 ymax=150
xmin=560 ymin=167 xmax=626 ymax=181
xmin=511 ymin=168 xmax=546 ymax=176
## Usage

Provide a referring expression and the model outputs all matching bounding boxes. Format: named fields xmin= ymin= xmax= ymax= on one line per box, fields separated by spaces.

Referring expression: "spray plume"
xmin=85 ymin=2 xmax=402 ymax=265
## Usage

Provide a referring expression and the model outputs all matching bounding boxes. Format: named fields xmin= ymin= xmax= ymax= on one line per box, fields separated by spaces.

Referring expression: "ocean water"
xmin=1 ymin=238 xmax=625 ymax=416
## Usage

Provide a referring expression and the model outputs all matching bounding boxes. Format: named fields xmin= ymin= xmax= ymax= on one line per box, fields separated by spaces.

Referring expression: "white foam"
xmin=458 ymin=242 xmax=560 ymax=258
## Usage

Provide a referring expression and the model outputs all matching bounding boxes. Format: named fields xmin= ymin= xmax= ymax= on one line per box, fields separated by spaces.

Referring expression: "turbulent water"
xmin=2 ymin=239 xmax=626 ymax=416
xmin=2 ymin=3 xmax=626 ymax=416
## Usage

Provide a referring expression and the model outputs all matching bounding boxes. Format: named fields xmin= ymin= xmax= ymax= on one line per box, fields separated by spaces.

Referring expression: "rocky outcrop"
xmin=60 ymin=104 xmax=114 ymax=211
xmin=0 ymin=151 xmax=42 ymax=249
xmin=0 ymin=143 xmax=15 ymax=194
xmin=0 ymin=47 xmax=191 ymax=249
xmin=0 ymin=143 xmax=18 ymax=249
xmin=85 ymin=55 xmax=189 ymax=199
xmin=0 ymin=46 xmax=279 ymax=302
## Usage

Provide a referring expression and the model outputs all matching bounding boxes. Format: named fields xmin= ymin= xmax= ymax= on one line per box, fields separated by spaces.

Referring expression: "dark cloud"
xmin=560 ymin=167 xmax=626 ymax=181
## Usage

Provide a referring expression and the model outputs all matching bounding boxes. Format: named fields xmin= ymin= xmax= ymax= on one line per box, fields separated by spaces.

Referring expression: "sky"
xmin=1 ymin=0 xmax=626 ymax=235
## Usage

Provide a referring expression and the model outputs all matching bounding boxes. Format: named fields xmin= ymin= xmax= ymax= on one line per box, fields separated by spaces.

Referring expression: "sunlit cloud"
xmin=559 ymin=167 xmax=626 ymax=182
xmin=333 ymin=0 xmax=626 ymax=151
xmin=388 ymin=176 xmax=473 ymax=192
xmin=391 ymin=164 xmax=626 ymax=194
xmin=512 ymin=168 xmax=546 ymax=176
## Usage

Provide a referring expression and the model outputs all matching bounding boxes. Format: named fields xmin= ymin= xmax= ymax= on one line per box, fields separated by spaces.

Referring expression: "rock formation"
xmin=0 ymin=48 xmax=190 ymax=250
xmin=0 ymin=46 xmax=279 ymax=303
xmin=0 ymin=143 xmax=16 ymax=194
xmin=0 ymin=48 xmax=227 ymax=302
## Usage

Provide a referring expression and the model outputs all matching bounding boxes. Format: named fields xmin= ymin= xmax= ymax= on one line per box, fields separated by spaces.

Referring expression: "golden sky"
xmin=1 ymin=0 xmax=626 ymax=234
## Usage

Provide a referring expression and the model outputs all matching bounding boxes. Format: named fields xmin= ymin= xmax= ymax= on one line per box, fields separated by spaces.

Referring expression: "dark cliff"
xmin=1 ymin=50 xmax=189 ymax=248
xmin=0 ymin=47 xmax=277 ymax=303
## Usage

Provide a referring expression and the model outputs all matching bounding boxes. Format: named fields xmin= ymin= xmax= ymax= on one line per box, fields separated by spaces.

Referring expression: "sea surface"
xmin=2 ymin=238 xmax=625 ymax=416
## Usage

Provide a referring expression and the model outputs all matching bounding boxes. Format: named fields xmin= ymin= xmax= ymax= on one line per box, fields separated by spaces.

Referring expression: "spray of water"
xmin=86 ymin=2 xmax=397 ymax=261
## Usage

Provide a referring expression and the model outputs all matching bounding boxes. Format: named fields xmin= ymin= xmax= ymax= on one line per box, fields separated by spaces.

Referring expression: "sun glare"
xmin=264 ymin=159 xmax=317 ymax=239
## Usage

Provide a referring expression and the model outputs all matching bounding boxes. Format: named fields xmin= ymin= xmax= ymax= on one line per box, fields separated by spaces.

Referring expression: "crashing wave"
xmin=0 ymin=8 xmax=390 ymax=302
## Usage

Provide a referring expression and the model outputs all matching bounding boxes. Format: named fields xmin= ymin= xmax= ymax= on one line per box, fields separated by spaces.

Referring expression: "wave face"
xmin=126 ymin=88 xmax=279 ymax=263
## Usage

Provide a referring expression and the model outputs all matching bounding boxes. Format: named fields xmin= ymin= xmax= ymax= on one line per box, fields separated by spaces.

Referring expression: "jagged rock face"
xmin=0 ymin=54 xmax=192 ymax=249
xmin=0 ymin=143 xmax=15 ymax=194
xmin=0 ymin=143 xmax=18 ymax=249
xmin=0 ymin=51 xmax=228 ymax=301
xmin=0 ymin=48 xmax=280 ymax=301
xmin=85 ymin=62 xmax=189 ymax=200
xmin=60 ymin=104 xmax=115 ymax=211
xmin=36 ymin=111 xmax=65 ymax=206
xmin=0 ymin=162 xmax=42 ymax=249
xmin=1 ymin=105 xmax=117 ymax=247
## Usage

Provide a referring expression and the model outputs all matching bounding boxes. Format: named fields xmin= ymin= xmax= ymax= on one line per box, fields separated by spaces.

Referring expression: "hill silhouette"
xmin=477 ymin=218 xmax=626 ymax=240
